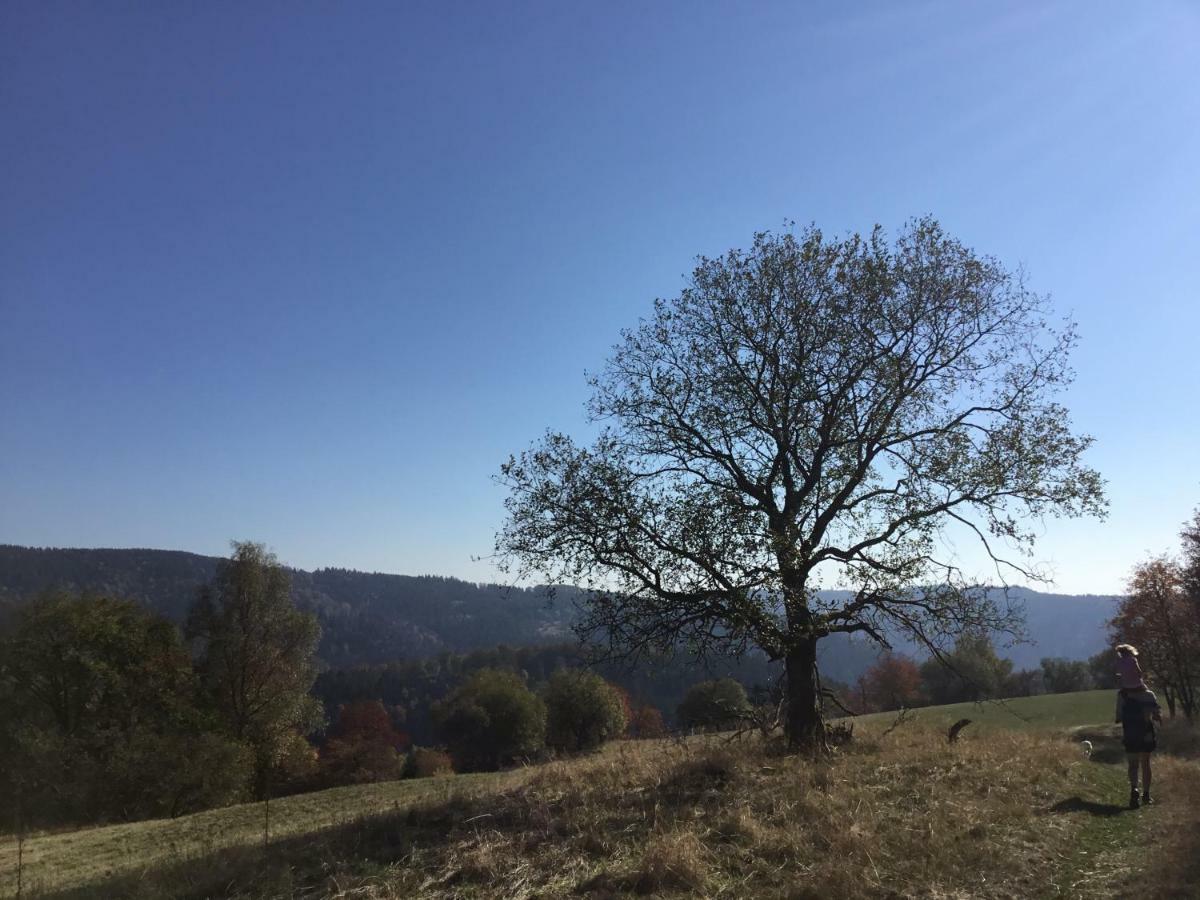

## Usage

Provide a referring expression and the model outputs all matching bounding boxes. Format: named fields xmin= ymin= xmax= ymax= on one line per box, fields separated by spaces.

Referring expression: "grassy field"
xmin=850 ymin=689 xmax=1116 ymax=734
xmin=0 ymin=770 xmax=526 ymax=898
xmin=3 ymin=690 xmax=1196 ymax=899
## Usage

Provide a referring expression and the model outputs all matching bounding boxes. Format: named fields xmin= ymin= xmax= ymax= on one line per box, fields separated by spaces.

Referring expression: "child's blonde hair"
xmin=1115 ymin=643 xmax=1139 ymax=657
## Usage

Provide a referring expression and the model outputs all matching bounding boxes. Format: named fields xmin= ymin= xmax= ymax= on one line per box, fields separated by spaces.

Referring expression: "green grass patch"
xmin=852 ymin=690 xmax=1115 ymax=735
xmin=0 ymin=770 xmax=525 ymax=898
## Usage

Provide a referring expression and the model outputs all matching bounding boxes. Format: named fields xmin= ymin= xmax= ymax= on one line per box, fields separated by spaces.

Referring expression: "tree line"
xmin=0 ymin=542 xmax=319 ymax=829
xmin=847 ymin=636 xmax=1116 ymax=714
xmin=312 ymin=640 xmax=782 ymax=749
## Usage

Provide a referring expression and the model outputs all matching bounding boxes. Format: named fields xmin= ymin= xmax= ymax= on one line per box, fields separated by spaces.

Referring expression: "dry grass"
xmin=8 ymin=710 xmax=1198 ymax=899
xmin=41 ymin=724 xmax=1159 ymax=900
xmin=1109 ymin=720 xmax=1200 ymax=899
xmin=0 ymin=770 xmax=526 ymax=899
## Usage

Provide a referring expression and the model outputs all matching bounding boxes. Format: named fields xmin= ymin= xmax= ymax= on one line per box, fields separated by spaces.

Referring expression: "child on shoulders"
xmin=1115 ymin=643 xmax=1145 ymax=691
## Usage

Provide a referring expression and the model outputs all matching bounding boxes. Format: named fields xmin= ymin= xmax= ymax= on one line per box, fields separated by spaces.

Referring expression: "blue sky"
xmin=2 ymin=1 xmax=1197 ymax=594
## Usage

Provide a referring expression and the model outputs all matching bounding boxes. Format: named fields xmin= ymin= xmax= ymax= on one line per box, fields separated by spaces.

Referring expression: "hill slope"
xmin=5 ymin=693 xmax=1195 ymax=900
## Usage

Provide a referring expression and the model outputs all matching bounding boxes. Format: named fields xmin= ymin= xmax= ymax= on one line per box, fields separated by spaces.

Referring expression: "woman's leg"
xmin=1127 ymin=753 xmax=1139 ymax=790
xmin=1141 ymin=753 xmax=1152 ymax=799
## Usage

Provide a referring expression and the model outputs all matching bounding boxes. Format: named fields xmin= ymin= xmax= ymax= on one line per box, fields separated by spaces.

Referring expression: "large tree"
xmin=187 ymin=541 xmax=321 ymax=792
xmin=497 ymin=219 xmax=1104 ymax=749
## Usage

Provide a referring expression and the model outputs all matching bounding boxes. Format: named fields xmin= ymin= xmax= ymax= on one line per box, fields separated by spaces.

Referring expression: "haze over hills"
xmin=0 ymin=544 xmax=1119 ymax=672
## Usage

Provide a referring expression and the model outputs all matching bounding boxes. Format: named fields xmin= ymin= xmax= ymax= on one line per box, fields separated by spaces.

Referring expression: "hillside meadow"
xmin=2 ymin=691 xmax=1197 ymax=900
xmin=849 ymin=689 xmax=1116 ymax=734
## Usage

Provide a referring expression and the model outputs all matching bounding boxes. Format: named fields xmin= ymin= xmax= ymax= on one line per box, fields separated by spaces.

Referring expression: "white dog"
xmin=1080 ymin=740 xmax=1093 ymax=757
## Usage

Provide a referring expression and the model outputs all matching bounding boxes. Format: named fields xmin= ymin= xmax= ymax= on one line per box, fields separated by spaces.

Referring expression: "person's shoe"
xmin=1142 ymin=791 xmax=1153 ymax=805
xmin=1129 ymin=789 xmax=1140 ymax=809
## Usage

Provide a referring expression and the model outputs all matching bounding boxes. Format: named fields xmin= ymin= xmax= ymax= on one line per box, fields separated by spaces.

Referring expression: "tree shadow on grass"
xmin=38 ymin=791 xmax=488 ymax=900
xmin=1047 ymin=796 xmax=1128 ymax=817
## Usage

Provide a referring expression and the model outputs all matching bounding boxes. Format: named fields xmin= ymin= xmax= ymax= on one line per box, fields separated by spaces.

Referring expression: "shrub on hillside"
xmin=273 ymin=730 xmax=321 ymax=792
xmin=677 ymin=679 xmax=751 ymax=731
xmin=544 ymin=670 xmax=628 ymax=754
xmin=1159 ymin=719 xmax=1200 ymax=759
xmin=628 ymin=704 xmax=667 ymax=739
xmin=403 ymin=746 xmax=455 ymax=778
xmin=433 ymin=668 xmax=546 ymax=771
xmin=111 ymin=730 xmax=256 ymax=818
xmin=318 ymin=699 xmax=410 ymax=786
xmin=328 ymin=700 xmax=408 ymax=749
xmin=321 ymin=736 xmax=404 ymax=785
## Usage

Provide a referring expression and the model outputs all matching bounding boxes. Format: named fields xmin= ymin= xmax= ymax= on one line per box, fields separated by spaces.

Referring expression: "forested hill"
xmin=0 ymin=545 xmax=578 ymax=667
xmin=0 ymin=544 xmax=1119 ymax=669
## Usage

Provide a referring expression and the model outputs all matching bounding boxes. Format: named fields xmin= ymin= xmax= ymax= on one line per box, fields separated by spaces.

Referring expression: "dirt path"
xmin=1052 ymin=726 xmax=1200 ymax=899
xmin=1116 ymin=754 xmax=1200 ymax=898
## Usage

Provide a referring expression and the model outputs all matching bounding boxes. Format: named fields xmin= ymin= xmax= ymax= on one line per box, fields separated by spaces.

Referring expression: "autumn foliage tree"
xmin=627 ymin=704 xmax=667 ymax=739
xmin=857 ymin=653 xmax=923 ymax=712
xmin=321 ymin=700 xmax=408 ymax=785
xmin=1114 ymin=555 xmax=1199 ymax=720
xmin=498 ymin=219 xmax=1104 ymax=749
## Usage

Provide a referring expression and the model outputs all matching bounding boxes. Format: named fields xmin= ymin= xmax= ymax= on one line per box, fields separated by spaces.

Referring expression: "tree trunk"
xmin=1180 ymin=681 xmax=1196 ymax=723
xmin=785 ymin=637 xmax=824 ymax=751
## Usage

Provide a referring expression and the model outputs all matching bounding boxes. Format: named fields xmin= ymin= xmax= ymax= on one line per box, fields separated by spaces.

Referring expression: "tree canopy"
xmin=0 ymin=591 xmax=251 ymax=826
xmin=498 ymin=218 xmax=1105 ymax=748
xmin=543 ymin=669 xmax=628 ymax=753
xmin=676 ymin=678 xmax=752 ymax=731
xmin=433 ymin=668 xmax=546 ymax=771
xmin=187 ymin=541 xmax=322 ymax=791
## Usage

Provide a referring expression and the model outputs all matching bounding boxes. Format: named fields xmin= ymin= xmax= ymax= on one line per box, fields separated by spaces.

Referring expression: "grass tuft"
xmin=631 ymin=831 xmax=709 ymax=894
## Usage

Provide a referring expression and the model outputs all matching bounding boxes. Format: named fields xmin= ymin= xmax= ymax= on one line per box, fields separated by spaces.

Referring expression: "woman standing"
xmin=1117 ymin=685 xmax=1163 ymax=808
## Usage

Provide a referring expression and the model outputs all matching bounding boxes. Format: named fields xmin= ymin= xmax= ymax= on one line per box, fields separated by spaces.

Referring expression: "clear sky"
xmin=2 ymin=1 xmax=1197 ymax=594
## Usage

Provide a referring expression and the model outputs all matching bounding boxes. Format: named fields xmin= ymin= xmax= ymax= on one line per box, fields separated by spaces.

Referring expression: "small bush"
xmin=544 ymin=670 xmax=628 ymax=754
xmin=433 ymin=669 xmax=546 ymax=771
xmin=628 ymin=704 xmax=667 ymax=739
xmin=404 ymin=747 xmax=454 ymax=778
xmin=677 ymin=679 xmax=751 ymax=731
xmin=320 ymin=737 xmax=404 ymax=785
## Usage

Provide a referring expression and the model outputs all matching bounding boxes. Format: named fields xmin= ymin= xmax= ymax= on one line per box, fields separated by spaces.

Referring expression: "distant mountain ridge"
xmin=0 ymin=544 xmax=1119 ymax=670
xmin=0 ymin=545 xmax=578 ymax=667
